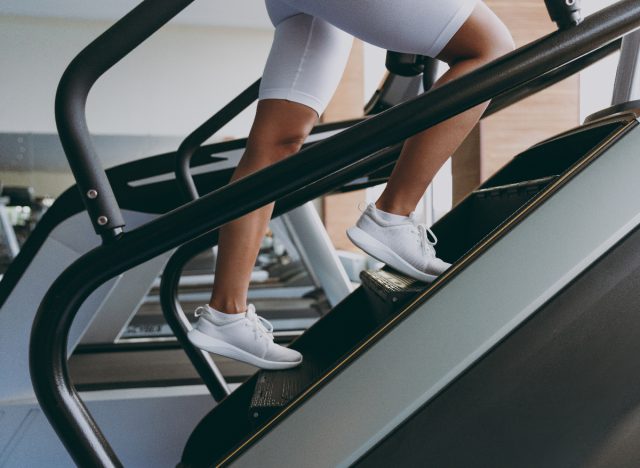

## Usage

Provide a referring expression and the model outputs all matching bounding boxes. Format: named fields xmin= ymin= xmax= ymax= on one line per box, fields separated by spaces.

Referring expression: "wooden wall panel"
xmin=453 ymin=1 xmax=580 ymax=202
xmin=480 ymin=0 xmax=580 ymax=180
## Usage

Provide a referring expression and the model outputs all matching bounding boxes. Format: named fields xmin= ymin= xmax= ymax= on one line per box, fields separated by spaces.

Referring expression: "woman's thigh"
xmin=259 ymin=5 xmax=354 ymax=116
xmin=267 ymin=0 xmax=479 ymax=58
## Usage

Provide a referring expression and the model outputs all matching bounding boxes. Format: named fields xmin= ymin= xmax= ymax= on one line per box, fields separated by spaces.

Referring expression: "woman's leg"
xmin=186 ymin=100 xmax=316 ymax=370
xmin=187 ymin=10 xmax=352 ymax=370
xmin=376 ymin=3 xmax=515 ymax=215
xmin=206 ymin=10 xmax=352 ymax=314
xmin=209 ymin=99 xmax=318 ymax=313
xmin=269 ymin=0 xmax=514 ymax=216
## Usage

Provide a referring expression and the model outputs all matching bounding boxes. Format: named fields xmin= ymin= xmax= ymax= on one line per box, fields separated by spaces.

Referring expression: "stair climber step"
xmin=249 ymin=360 xmax=323 ymax=427
xmin=472 ymin=176 xmax=558 ymax=199
xmin=360 ymin=268 xmax=426 ymax=306
xmin=246 ymin=177 xmax=561 ymax=429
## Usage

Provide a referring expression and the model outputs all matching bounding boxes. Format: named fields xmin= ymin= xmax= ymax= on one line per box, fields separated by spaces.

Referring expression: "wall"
xmin=0 ymin=15 xmax=272 ymax=137
xmin=0 ymin=15 xmax=273 ymax=195
xmin=451 ymin=0 xmax=625 ymax=203
xmin=480 ymin=0 xmax=580 ymax=181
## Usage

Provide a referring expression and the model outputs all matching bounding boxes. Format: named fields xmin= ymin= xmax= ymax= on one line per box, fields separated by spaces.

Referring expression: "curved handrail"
xmin=165 ymin=86 xmax=362 ymax=399
xmin=163 ymin=80 xmax=262 ymax=402
xmin=176 ymin=79 xmax=261 ymax=201
xmin=160 ymin=37 xmax=621 ymax=401
xmin=55 ymin=0 xmax=195 ymax=240
xmin=30 ymin=1 xmax=640 ymax=465
xmin=157 ymin=146 xmax=402 ymax=400
xmin=159 ymin=243 xmax=230 ymax=400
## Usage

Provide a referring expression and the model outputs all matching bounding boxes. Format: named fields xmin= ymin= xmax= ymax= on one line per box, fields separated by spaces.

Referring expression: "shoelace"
xmin=361 ymin=201 xmax=438 ymax=258
xmin=193 ymin=306 xmax=209 ymax=318
xmin=195 ymin=304 xmax=274 ymax=339
xmin=412 ymin=218 xmax=438 ymax=257
xmin=245 ymin=304 xmax=274 ymax=340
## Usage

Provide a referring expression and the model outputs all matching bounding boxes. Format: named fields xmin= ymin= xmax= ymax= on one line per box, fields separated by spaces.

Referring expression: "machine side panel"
xmin=0 ymin=210 xmax=156 ymax=402
xmin=0 ymin=390 xmax=214 ymax=468
xmin=357 ymin=208 xmax=640 ymax=468
xmin=231 ymin=126 xmax=640 ymax=466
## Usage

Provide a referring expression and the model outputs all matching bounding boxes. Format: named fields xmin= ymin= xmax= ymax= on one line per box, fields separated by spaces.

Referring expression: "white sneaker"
xmin=187 ymin=304 xmax=303 ymax=370
xmin=346 ymin=203 xmax=451 ymax=282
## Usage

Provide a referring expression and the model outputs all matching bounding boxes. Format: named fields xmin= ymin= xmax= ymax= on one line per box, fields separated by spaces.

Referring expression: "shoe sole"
xmin=187 ymin=328 xmax=303 ymax=370
xmin=346 ymin=226 xmax=438 ymax=283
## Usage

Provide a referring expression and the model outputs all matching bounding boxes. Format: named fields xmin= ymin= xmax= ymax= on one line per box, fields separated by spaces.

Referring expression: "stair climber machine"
xmin=13 ymin=0 xmax=640 ymax=466
xmin=0 ymin=8 xmax=441 ymax=468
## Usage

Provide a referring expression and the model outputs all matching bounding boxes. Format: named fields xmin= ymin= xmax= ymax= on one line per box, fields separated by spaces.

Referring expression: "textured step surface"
xmin=360 ymin=268 xmax=426 ymax=305
xmin=249 ymin=361 xmax=323 ymax=427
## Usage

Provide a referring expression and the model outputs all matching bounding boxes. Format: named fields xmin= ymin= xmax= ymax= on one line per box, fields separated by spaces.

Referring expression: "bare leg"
xmin=376 ymin=2 xmax=515 ymax=216
xmin=208 ymin=4 xmax=513 ymax=312
xmin=209 ymin=99 xmax=318 ymax=313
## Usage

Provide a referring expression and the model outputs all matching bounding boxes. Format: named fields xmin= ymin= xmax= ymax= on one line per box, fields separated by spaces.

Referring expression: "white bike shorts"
xmin=259 ymin=0 xmax=478 ymax=115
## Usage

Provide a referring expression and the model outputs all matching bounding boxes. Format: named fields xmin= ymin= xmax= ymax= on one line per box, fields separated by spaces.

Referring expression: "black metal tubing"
xmin=158 ymin=143 xmax=402 ymax=400
xmin=55 ymin=0 xmax=195 ymax=239
xmin=485 ymin=38 xmax=622 ymax=116
xmin=30 ymin=1 xmax=640 ymax=466
xmin=159 ymin=248 xmax=230 ymax=401
xmin=176 ymin=79 xmax=261 ymax=201
xmin=162 ymin=39 xmax=623 ymax=399
xmin=168 ymin=87 xmax=362 ymax=399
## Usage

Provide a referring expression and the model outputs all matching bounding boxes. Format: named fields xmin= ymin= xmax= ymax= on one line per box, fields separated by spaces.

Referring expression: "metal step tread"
xmin=473 ymin=175 xmax=558 ymax=197
xmin=249 ymin=360 xmax=324 ymax=426
xmin=360 ymin=268 xmax=426 ymax=305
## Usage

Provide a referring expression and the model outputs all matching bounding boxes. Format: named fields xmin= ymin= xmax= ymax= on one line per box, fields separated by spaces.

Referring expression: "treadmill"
xmin=24 ymin=0 xmax=640 ymax=467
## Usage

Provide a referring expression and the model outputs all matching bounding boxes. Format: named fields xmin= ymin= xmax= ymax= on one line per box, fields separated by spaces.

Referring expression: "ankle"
xmin=374 ymin=200 xmax=413 ymax=217
xmin=209 ymin=298 xmax=247 ymax=314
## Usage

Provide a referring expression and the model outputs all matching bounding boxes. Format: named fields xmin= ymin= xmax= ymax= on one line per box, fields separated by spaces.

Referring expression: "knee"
xmin=473 ymin=16 xmax=516 ymax=64
xmin=269 ymin=133 xmax=307 ymax=157
xmin=439 ymin=9 xmax=515 ymax=66
xmin=248 ymin=132 xmax=308 ymax=162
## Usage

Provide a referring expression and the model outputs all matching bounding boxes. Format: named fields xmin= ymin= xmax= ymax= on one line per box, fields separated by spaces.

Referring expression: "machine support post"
xmin=612 ymin=29 xmax=640 ymax=105
xmin=544 ymin=0 xmax=582 ymax=29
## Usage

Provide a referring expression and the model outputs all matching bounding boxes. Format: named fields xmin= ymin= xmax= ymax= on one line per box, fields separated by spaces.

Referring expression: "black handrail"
xmin=162 ymin=37 xmax=623 ymax=401
xmin=55 ymin=0 xmax=195 ymax=240
xmin=176 ymin=79 xmax=261 ymax=201
xmin=159 ymin=250 xmax=230 ymax=400
xmin=485 ymin=38 xmax=621 ymax=116
xmin=160 ymin=143 xmax=403 ymax=400
xmin=31 ymin=1 xmax=640 ymax=465
xmin=165 ymin=80 xmax=262 ymax=400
